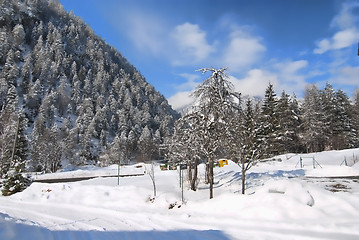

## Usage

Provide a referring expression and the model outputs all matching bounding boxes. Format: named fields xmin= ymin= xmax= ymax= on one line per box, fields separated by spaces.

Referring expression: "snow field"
xmin=1 ymin=148 xmax=359 ymax=239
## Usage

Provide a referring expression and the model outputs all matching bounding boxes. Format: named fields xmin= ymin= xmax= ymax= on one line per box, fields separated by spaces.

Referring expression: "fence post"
xmin=300 ymin=157 xmax=303 ymax=168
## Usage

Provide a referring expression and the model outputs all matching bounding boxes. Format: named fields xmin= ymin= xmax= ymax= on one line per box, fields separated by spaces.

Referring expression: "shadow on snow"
xmin=212 ymin=169 xmax=305 ymax=191
xmin=0 ymin=213 xmax=230 ymax=240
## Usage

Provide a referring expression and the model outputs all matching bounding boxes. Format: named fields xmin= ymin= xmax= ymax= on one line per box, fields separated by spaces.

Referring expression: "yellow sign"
xmin=218 ymin=159 xmax=228 ymax=167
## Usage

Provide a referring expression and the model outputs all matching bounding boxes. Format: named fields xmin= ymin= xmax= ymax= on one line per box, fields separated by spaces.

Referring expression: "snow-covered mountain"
xmin=0 ymin=0 xmax=179 ymax=170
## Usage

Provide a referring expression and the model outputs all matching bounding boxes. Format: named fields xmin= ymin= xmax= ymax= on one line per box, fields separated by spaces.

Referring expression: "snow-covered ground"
xmin=1 ymin=148 xmax=359 ymax=240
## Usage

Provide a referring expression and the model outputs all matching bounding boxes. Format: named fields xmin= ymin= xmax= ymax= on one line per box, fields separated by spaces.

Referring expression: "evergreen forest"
xmin=0 ymin=0 xmax=179 ymax=181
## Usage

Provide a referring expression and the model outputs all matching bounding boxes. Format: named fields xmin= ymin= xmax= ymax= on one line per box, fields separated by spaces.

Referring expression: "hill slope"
xmin=0 ymin=0 xmax=179 ymax=171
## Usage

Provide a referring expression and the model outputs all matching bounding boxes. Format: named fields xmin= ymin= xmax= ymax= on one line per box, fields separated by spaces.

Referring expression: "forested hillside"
xmin=0 ymin=0 xmax=179 ymax=174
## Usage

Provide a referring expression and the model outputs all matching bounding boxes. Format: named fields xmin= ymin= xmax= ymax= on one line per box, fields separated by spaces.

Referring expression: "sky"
xmin=58 ymin=0 xmax=359 ymax=110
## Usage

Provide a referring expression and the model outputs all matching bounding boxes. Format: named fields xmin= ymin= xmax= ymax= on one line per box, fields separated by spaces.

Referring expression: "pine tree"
xmin=259 ymin=83 xmax=278 ymax=157
xmin=20 ymin=54 xmax=33 ymax=95
xmin=1 ymin=113 xmax=31 ymax=196
xmin=138 ymin=125 xmax=155 ymax=162
xmin=1 ymin=159 xmax=31 ymax=196
xmin=12 ymin=23 xmax=25 ymax=47
xmin=352 ymin=89 xmax=359 ymax=147
xmin=300 ymin=84 xmax=326 ymax=152
xmin=2 ymin=50 xmax=19 ymax=87
xmin=276 ymin=91 xmax=300 ymax=154
xmin=0 ymin=110 xmax=17 ymax=177
xmin=333 ymin=90 xmax=356 ymax=149
xmin=32 ymin=127 xmax=62 ymax=173
xmin=0 ymin=30 xmax=10 ymax=65
xmin=0 ymin=77 xmax=8 ymax=111
xmin=320 ymin=83 xmax=337 ymax=149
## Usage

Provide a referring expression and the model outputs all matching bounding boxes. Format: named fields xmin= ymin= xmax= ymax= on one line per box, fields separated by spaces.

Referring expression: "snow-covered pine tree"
xmin=31 ymin=126 xmax=62 ymax=173
xmin=258 ymin=83 xmax=278 ymax=157
xmin=320 ymin=83 xmax=337 ymax=150
xmin=0 ymin=110 xmax=17 ymax=177
xmin=333 ymin=89 xmax=357 ymax=149
xmin=352 ymin=89 xmax=359 ymax=148
xmin=300 ymin=84 xmax=326 ymax=152
xmin=276 ymin=91 xmax=300 ymax=154
xmin=138 ymin=125 xmax=155 ymax=162
xmin=1 ymin=112 xmax=31 ymax=196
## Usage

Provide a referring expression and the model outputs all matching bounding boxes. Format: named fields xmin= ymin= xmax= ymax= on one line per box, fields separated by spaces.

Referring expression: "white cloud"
xmin=272 ymin=60 xmax=309 ymax=95
xmin=314 ymin=28 xmax=359 ymax=54
xmin=168 ymin=91 xmax=195 ymax=111
xmin=314 ymin=2 xmax=359 ymax=54
xmin=330 ymin=1 xmax=359 ymax=29
xmin=167 ymin=73 xmax=201 ymax=111
xmin=228 ymin=59 xmax=309 ymax=97
xmin=274 ymin=60 xmax=308 ymax=74
xmin=171 ymin=22 xmax=215 ymax=65
xmin=223 ymin=30 xmax=266 ymax=71
xmin=330 ymin=66 xmax=359 ymax=86
xmin=229 ymin=69 xmax=278 ymax=96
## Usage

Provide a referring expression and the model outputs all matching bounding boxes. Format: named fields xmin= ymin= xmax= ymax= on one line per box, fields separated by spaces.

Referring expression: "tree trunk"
xmin=152 ymin=177 xmax=157 ymax=197
xmin=188 ymin=161 xmax=192 ymax=186
xmin=149 ymin=162 xmax=156 ymax=197
xmin=241 ymin=162 xmax=246 ymax=194
xmin=190 ymin=158 xmax=198 ymax=191
xmin=205 ymin=162 xmax=209 ymax=184
xmin=209 ymin=159 xmax=214 ymax=199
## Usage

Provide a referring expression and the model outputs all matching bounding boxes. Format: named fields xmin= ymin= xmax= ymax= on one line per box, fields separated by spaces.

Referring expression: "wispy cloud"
xmin=330 ymin=66 xmax=359 ymax=86
xmin=107 ymin=6 xmax=167 ymax=57
xmin=272 ymin=60 xmax=309 ymax=95
xmin=170 ymin=23 xmax=215 ymax=65
xmin=314 ymin=2 xmax=359 ymax=54
xmin=223 ymin=29 xmax=266 ymax=71
xmin=175 ymin=73 xmax=201 ymax=91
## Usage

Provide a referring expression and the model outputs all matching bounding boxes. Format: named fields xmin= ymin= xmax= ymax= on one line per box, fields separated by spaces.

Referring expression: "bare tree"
xmin=227 ymin=98 xmax=262 ymax=194
xmin=148 ymin=161 xmax=156 ymax=198
xmin=169 ymin=113 xmax=203 ymax=191
xmin=32 ymin=127 xmax=63 ymax=173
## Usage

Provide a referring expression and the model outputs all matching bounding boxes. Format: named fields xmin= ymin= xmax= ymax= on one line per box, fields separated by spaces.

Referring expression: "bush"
xmin=1 ymin=166 xmax=31 ymax=196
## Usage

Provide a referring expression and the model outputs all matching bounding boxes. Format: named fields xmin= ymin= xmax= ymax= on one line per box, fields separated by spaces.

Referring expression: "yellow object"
xmin=160 ymin=164 xmax=168 ymax=170
xmin=218 ymin=159 xmax=228 ymax=167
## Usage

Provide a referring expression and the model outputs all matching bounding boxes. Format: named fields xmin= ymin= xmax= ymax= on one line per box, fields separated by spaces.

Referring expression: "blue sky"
xmin=58 ymin=0 xmax=359 ymax=110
